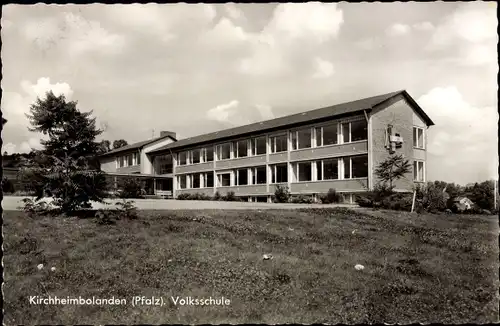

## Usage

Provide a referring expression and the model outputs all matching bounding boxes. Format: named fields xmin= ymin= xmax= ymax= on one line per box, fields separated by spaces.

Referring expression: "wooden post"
xmin=411 ymin=190 xmax=416 ymax=212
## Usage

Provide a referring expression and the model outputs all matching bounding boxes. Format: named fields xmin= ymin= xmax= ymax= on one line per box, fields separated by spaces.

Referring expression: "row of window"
xmin=176 ymin=157 xmax=426 ymax=189
xmin=177 ymin=120 xmax=368 ymax=166
xmin=176 ymin=155 xmax=369 ymax=190
xmin=116 ymin=152 xmax=140 ymax=168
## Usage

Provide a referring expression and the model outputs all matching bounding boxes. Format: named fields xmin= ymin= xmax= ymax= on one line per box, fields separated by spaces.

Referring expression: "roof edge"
xmin=98 ymin=135 xmax=177 ymax=158
xmin=372 ymin=90 xmax=435 ymax=126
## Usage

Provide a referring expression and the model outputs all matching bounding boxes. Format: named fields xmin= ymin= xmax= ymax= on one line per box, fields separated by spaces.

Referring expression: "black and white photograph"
xmin=1 ymin=2 xmax=499 ymax=324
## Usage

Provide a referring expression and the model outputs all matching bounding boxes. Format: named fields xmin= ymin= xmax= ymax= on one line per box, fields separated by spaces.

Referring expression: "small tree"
xmin=374 ymin=154 xmax=412 ymax=190
xmin=24 ymin=91 xmax=108 ymax=213
xmin=113 ymin=139 xmax=128 ymax=149
xmin=98 ymin=140 xmax=111 ymax=154
xmin=274 ymin=184 xmax=291 ymax=203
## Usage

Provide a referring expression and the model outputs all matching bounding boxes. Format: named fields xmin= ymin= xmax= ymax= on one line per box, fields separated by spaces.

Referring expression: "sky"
xmin=1 ymin=2 xmax=498 ymax=185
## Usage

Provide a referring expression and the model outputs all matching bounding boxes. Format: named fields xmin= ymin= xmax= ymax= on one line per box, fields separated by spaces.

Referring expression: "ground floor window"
xmin=203 ymin=172 xmax=214 ymax=187
xmin=190 ymin=173 xmax=201 ymax=188
xmin=251 ymin=166 xmax=267 ymax=184
xmin=236 ymin=168 xmax=248 ymax=185
xmin=271 ymin=164 xmax=288 ymax=183
xmin=178 ymin=175 xmax=187 ymax=189
xmin=297 ymin=162 xmax=312 ymax=182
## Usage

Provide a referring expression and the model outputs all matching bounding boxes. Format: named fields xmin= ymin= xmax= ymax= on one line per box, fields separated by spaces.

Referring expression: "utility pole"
xmin=494 ymin=179 xmax=497 ymax=210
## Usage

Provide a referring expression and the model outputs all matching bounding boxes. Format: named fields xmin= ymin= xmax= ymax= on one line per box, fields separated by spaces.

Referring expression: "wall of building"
xmin=141 ymin=137 xmax=176 ymax=174
xmin=370 ymin=95 xmax=424 ymax=191
xmin=100 ymin=156 xmax=117 ymax=173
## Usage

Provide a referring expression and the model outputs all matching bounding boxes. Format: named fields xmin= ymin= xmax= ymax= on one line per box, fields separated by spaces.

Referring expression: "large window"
xmin=178 ymin=175 xmax=187 ymax=189
xmin=413 ymin=127 xmax=424 ymax=149
xmin=323 ymin=159 xmax=339 ymax=180
xmin=341 ymin=122 xmax=350 ymax=143
xmin=236 ymin=140 xmax=248 ymax=158
xmin=203 ymin=147 xmax=214 ymax=162
xmin=217 ymin=173 xmax=231 ymax=187
xmin=297 ymin=129 xmax=312 ymax=149
xmin=203 ymin=172 xmax=214 ymax=187
xmin=127 ymin=154 xmax=133 ymax=166
xmin=351 ymin=155 xmax=368 ymax=178
xmin=156 ymin=154 xmax=172 ymax=174
xmin=414 ymin=161 xmax=425 ymax=182
xmin=251 ymin=136 xmax=267 ymax=155
xmin=191 ymin=173 xmax=201 ymax=188
xmin=132 ymin=152 xmax=139 ymax=165
xmin=271 ymin=164 xmax=288 ymax=183
xmin=315 ymin=124 xmax=338 ymax=147
xmin=178 ymin=152 xmax=187 ymax=165
xmin=216 ymin=143 xmax=231 ymax=160
xmin=191 ymin=149 xmax=201 ymax=164
xmin=350 ymin=120 xmax=368 ymax=142
xmin=297 ymin=162 xmax=312 ymax=182
xmin=270 ymin=134 xmax=287 ymax=153
xmin=236 ymin=169 xmax=248 ymax=185
xmin=252 ymin=166 xmax=267 ymax=184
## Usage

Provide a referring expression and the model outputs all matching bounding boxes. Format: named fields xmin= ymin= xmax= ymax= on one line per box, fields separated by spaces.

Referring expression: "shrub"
xmin=416 ymin=183 xmax=447 ymax=212
xmin=320 ymin=188 xmax=342 ymax=204
xmin=274 ymin=184 xmax=291 ymax=203
xmin=213 ymin=191 xmax=222 ymax=201
xmin=1 ymin=177 xmax=15 ymax=193
xmin=177 ymin=193 xmax=190 ymax=200
xmin=290 ymin=195 xmax=314 ymax=204
xmin=115 ymin=199 xmax=138 ymax=219
xmin=96 ymin=209 xmax=117 ymax=225
xmin=118 ymin=178 xmax=145 ymax=199
xmin=18 ymin=198 xmax=51 ymax=217
xmin=223 ymin=191 xmax=239 ymax=202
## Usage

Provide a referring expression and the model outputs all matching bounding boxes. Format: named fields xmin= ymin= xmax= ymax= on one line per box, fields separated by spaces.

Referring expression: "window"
xmin=137 ymin=153 xmax=141 ymax=165
xmin=297 ymin=129 xmax=312 ymax=149
xmin=178 ymin=175 xmax=187 ymax=189
xmin=271 ymin=164 xmax=288 ymax=183
xmin=251 ymin=136 xmax=267 ymax=155
xmin=350 ymin=120 xmax=368 ymax=142
xmin=191 ymin=149 xmax=201 ymax=164
xmin=291 ymin=132 xmax=298 ymax=150
xmin=252 ymin=166 xmax=267 ymax=184
xmin=323 ymin=124 xmax=338 ymax=146
xmin=414 ymin=161 xmax=425 ymax=182
xmin=235 ymin=140 xmax=248 ymax=158
xmin=343 ymin=157 xmax=351 ymax=179
xmin=203 ymin=147 xmax=214 ymax=162
xmin=217 ymin=143 xmax=231 ymax=160
xmin=217 ymin=173 xmax=231 ymax=187
xmin=413 ymin=127 xmax=424 ymax=149
xmin=156 ymin=154 xmax=172 ymax=174
xmin=132 ymin=153 xmax=138 ymax=165
xmin=315 ymin=127 xmax=322 ymax=147
xmin=323 ymin=159 xmax=339 ymax=180
xmin=127 ymin=154 xmax=133 ymax=166
xmin=341 ymin=122 xmax=350 ymax=143
xmin=191 ymin=173 xmax=201 ymax=188
xmin=297 ymin=162 xmax=312 ymax=182
xmin=204 ymin=172 xmax=214 ymax=188
xmin=236 ymin=169 xmax=248 ymax=185
xmin=178 ymin=152 xmax=187 ymax=165
xmin=270 ymin=134 xmax=287 ymax=153
xmin=351 ymin=155 xmax=368 ymax=178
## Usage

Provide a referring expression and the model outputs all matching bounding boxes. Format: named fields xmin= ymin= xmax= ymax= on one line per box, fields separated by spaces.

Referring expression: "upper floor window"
xmin=178 ymin=152 xmax=187 ymax=165
xmin=413 ymin=127 xmax=424 ymax=149
xmin=315 ymin=124 xmax=338 ymax=147
xmin=341 ymin=120 xmax=367 ymax=143
xmin=235 ymin=140 xmax=248 ymax=158
xmin=317 ymin=159 xmax=339 ymax=181
xmin=216 ymin=143 xmax=231 ymax=160
xmin=251 ymin=136 xmax=267 ymax=156
xmin=203 ymin=147 xmax=214 ymax=162
xmin=270 ymin=134 xmax=287 ymax=153
xmin=156 ymin=154 xmax=172 ymax=174
xmin=291 ymin=128 xmax=312 ymax=150
xmin=343 ymin=155 xmax=368 ymax=179
xmin=191 ymin=149 xmax=201 ymax=164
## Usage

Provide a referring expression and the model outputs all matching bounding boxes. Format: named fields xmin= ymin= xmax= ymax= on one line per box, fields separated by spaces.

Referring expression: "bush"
xmin=320 ymin=188 xmax=342 ymax=204
xmin=274 ymin=184 xmax=291 ymax=203
xmin=1 ymin=177 xmax=15 ymax=193
xmin=177 ymin=193 xmax=190 ymax=200
xmin=416 ymin=183 xmax=447 ymax=212
xmin=290 ymin=195 xmax=314 ymax=204
xmin=223 ymin=191 xmax=239 ymax=202
xmin=213 ymin=191 xmax=222 ymax=201
xmin=96 ymin=209 xmax=117 ymax=225
xmin=118 ymin=178 xmax=145 ymax=199
xmin=115 ymin=199 xmax=138 ymax=219
xmin=18 ymin=198 xmax=52 ymax=217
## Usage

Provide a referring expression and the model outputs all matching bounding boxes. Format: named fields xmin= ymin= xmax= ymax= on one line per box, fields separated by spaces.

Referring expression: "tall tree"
xmin=374 ymin=154 xmax=412 ymax=189
xmin=98 ymin=140 xmax=111 ymax=154
xmin=113 ymin=139 xmax=128 ymax=149
xmin=24 ymin=91 xmax=108 ymax=212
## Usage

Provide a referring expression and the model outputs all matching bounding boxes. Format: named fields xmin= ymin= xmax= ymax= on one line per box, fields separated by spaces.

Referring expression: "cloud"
xmin=206 ymin=100 xmax=240 ymax=124
xmin=22 ymin=11 xmax=125 ymax=56
xmin=2 ymin=137 xmax=43 ymax=154
xmin=386 ymin=23 xmax=411 ymax=36
xmin=255 ymin=104 xmax=275 ymax=120
xmin=418 ymin=86 xmax=498 ymax=182
xmin=413 ymin=21 xmax=434 ymax=31
xmin=21 ymin=77 xmax=74 ymax=100
xmin=106 ymin=3 xmax=216 ymax=41
xmin=312 ymin=57 xmax=335 ymax=79
xmin=224 ymin=3 xmax=245 ymax=21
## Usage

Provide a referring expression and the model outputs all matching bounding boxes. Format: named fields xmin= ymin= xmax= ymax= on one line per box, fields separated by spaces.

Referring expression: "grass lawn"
xmin=3 ymin=207 xmax=499 ymax=324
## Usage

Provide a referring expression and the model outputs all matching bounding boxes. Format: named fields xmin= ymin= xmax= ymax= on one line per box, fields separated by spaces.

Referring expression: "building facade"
xmin=98 ymin=90 xmax=434 ymax=202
